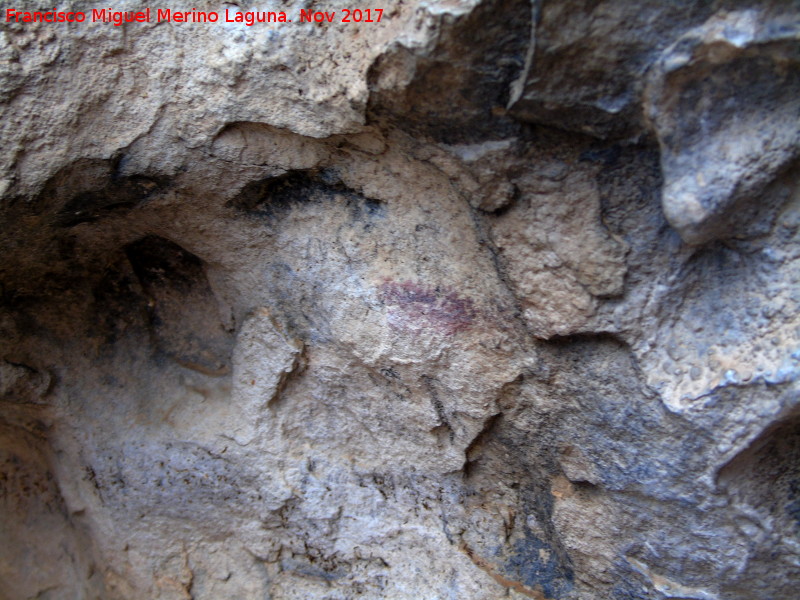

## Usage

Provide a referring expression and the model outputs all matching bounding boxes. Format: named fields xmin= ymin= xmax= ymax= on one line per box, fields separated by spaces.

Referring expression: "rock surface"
xmin=0 ymin=1 xmax=799 ymax=599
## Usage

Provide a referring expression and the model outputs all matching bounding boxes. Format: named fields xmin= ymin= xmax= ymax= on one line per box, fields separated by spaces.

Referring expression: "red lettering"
xmin=5 ymin=9 xmax=87 ymax=22
xmin=299 ymin=9 xmax=335 ymax=23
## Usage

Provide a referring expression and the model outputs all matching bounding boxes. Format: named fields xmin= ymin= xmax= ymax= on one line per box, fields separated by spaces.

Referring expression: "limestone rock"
xmin=507 ymin=0 xmax=717 ymax=139
xmin=1 ymin=2 xmax=799 ymax=600
xmin=645 ymin=7 xmax=800 ymax=245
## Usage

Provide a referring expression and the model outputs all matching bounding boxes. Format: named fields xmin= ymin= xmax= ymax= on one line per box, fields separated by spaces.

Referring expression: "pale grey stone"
xmin=0 ymin=2 xmax=798 ymax=599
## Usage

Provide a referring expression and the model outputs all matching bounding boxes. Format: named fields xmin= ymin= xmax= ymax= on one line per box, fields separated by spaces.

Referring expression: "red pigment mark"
xmin=378 ymin=280 xmax=476 ymax=335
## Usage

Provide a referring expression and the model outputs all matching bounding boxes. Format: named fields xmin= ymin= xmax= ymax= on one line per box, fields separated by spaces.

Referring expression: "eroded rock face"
xmin=0 ymin=1 xmax=798 ymax=599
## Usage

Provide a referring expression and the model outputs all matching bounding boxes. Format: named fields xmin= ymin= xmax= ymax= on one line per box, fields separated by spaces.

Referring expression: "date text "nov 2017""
xmin=299 ymin=9 xmax=383 ymax=23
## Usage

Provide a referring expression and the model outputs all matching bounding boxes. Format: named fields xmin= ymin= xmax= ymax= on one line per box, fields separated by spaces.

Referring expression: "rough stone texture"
xmin=0 ymin=1 xmax=798 ymax=599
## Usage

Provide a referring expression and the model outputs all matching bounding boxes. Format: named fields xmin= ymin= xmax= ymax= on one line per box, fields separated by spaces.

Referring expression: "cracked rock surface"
xmin=1 ymin=1 xmax=799 ymax=599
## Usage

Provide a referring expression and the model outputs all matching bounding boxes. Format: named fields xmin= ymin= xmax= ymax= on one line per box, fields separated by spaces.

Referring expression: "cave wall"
xmin=1 ymin=1 xmax=799 ymax=599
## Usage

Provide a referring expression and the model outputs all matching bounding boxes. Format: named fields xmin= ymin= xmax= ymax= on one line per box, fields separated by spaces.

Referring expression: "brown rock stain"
xmin=459 ymin=542 xmax=547 ymax=600
xmin=378 ymin=279 xmax=477 ymax=335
